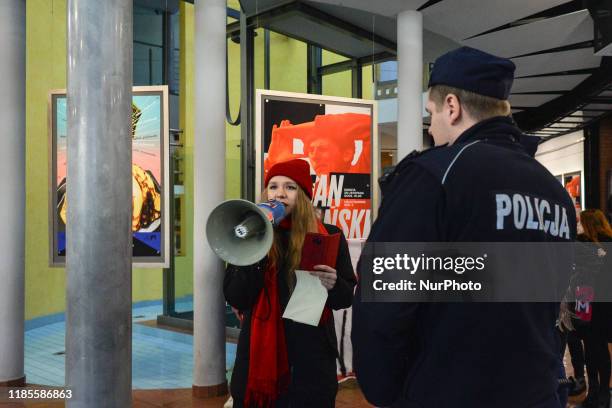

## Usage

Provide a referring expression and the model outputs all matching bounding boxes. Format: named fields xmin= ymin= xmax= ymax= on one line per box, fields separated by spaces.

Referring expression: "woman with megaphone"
xmin=223 ymin=158 xmax=356 ymax=408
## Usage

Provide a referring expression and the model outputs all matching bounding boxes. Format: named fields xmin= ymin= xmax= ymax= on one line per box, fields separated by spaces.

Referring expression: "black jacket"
xmin=352 ymin=117 xmax=577 ymax=408
xmin=224 ymin=223 xmax=356 ymax=408
xmin=578 ymin=234 xmax=612 ymax=340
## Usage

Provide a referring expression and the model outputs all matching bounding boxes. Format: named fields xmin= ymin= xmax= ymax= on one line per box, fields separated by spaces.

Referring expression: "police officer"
xmin=352 ymin=47 xmax=577 ymax=408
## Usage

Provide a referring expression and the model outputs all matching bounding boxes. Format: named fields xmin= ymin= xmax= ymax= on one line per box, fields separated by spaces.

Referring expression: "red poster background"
xmin=264 ymin=111 xmax=372 ymax=239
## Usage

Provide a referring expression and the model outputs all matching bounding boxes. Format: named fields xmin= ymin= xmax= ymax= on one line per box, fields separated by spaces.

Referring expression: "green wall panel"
xmin=25 ymin=0 xmax=162 ymax=320
xmin=25 ymin=1 xmax=366 ymax=319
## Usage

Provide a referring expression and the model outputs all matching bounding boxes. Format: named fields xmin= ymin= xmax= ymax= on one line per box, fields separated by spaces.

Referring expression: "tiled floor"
xmin=22 ymin=303 xmax=610 ymax=407
xmin=25 ymin=303 xmax=236 ymax=389
xmin=564 ymin=344 xmax=612 ymax=408
xmin=20 ymin=301 xmax=372 ymax=406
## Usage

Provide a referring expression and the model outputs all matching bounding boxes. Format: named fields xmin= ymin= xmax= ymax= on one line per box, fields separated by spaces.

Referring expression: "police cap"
xmin=428 ymin=46 xmax=515 ymax=100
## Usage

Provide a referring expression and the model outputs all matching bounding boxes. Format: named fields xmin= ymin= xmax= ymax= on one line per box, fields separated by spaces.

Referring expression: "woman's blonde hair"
xmin=261 ymin=186 xmax=318 ymax=293
xmin=579 ymin=209 xmax=612 ymax=242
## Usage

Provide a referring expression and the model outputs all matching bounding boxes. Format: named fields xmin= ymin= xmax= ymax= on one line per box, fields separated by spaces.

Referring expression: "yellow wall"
xmin=322 ymin=51 xmax=375 ymax=99
xmin=269 ymin=33 xmax=307 ymax=93
xmin=362 ymin=65 xmax=374 ymax=100
xmin=25 ymin=0 xmax=67 ymax=320
xmin=25 ymin=0 xmax=162 ymax=320
xmin=25 ymin=1 xmax=373 ymax=319
xmin=225 ymin=25 xmax=242 ymax=200
xmin=322 ymin=51 xmax=350 ymax=97
xmin=223 ymin=28 xmax=310 ymax=199
xmin=175 ymin=9 xmax=314 ymax=298
xmin=173 ymin=1 xmax=195 ymax=299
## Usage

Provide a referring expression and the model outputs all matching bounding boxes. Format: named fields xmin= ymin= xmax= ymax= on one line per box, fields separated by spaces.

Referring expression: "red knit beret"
xmin=265 ymin=159 xmax=313 ymax=199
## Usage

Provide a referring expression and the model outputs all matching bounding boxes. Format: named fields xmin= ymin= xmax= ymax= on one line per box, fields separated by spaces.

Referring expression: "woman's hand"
xmin=309 ymin=265 xmax=337 ymax=290
xmin=231 ymin=306 xmax=244 ymax=324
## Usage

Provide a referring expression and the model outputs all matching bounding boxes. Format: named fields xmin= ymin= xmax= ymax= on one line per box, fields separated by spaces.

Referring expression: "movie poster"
xmin=564 ymin=172 xmax=581 ymax=211
xmin=256 ymin=90 xmax=378 ymax=240
xmin=49 ymin=86 xmax=169 ymax=267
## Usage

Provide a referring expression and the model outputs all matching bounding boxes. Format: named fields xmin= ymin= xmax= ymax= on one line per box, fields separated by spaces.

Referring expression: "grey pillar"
xmin=0 ymin=0 xmax=25 ymax=386
xmin=397 ymin=10 xmax=423 ymax=158
xmin=193 ymin=0 xmax=228 ymax=396
xmin=66 ymin=1 xmax=133 ymax=406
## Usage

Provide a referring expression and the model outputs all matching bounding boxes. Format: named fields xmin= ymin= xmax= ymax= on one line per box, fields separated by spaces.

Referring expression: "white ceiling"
xmin=511 ymin=75 xmax=590 ymax=93
xmin=241 ymin=0 xmax=609 ymax=136
xmin=561 ymin=116 xmax=590 ymax=123
xmin=462 ymin=10 xmax=593 ymax=58
xmin=583 ymin=103 xmax=612 ymax=110
xmin=511 ymin=48 xmax=601 ymax=77
xmin=509 ymin=94 xmax=563 ymax=107
xmin=550 ymin=123 xmax=580 ymax=128
xmin=421 ymin=0 xmax=570 ymax=41
xmin=306 ymin=0 xmax=427 ymax=17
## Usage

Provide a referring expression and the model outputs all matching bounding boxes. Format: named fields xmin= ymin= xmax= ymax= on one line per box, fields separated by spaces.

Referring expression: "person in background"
xmin=575 ymin=209 xmax=612 ymax=408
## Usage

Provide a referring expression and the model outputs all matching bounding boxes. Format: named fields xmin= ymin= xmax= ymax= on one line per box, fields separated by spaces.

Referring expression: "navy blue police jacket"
xmin=352 ymin=116 xmax=577 ymax=408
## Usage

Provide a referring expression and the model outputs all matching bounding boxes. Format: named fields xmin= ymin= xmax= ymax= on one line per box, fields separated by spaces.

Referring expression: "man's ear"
xmin=445 ymin=93 xmax=462 ymax=125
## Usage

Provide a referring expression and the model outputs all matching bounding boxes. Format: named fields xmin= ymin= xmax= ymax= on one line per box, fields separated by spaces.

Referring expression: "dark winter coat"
xmin=224 ymin=223 xmax=356 ymax=408
xmin=586 ymin=234 xmax=612 ymax=341
xmin=352 ymin=116 xmax=577 ymax=408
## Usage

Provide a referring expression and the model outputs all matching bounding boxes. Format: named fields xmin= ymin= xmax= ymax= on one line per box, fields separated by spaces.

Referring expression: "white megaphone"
xmin=206 ymin=199 xmax=286 ymax=266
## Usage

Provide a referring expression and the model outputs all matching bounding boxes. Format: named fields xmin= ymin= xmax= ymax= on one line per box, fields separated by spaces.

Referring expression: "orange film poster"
xmin=564 ymin=172 xmax=581 ymax=211
xmin=260 ymin=94 xmax=375 ymax=240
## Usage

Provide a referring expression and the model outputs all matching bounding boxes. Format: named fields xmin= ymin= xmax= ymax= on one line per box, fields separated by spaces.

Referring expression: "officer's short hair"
xmin=429 ymin=85 xmax=511 ymax=122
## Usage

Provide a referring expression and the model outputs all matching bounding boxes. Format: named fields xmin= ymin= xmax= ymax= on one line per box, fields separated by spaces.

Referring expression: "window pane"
xmin=134 ymin=6 xmax=163 ymax=47
xmin=134 ymin=43 xmax=163 ymax=86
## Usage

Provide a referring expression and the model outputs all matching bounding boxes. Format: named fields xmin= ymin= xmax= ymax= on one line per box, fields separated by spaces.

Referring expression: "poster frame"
xmin=255 ymin=89 xmax=380 ymax=227
xmin=607 ymin=169 xmax=612 ymax=220
xmin=562 ymin=170 xmax=583 ymax=210
xmin=47 ymin=85 xmax=170 ymax=268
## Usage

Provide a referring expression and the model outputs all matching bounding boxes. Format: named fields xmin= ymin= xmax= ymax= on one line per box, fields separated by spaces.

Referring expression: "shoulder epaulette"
xmin=412 ymin=140 xmax=482 ymax=184
xmin=378 ymin=145 xmax=447 ymax=191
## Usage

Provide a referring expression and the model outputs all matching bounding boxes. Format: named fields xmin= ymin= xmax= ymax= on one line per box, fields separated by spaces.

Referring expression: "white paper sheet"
xmin=282 ymin=270 xmax=328 ymax=326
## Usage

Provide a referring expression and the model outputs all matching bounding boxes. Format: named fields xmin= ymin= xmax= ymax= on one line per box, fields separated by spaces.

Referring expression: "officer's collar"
xmin=452 ymin=116 xmax=521 ymax=146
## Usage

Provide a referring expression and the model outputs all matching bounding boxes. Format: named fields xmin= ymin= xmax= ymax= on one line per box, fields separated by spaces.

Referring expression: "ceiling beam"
xmin=318 ymin=52 xmax=395 ymax=76
xmin=514 ymin=57 xmax=612 ymax=131
xmin=227 ymin=1 xmax=396 ymax=59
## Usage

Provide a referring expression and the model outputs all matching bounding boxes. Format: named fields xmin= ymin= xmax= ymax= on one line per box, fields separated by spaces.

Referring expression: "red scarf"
xmin=244 ymin=219 xmax=333 ymax=407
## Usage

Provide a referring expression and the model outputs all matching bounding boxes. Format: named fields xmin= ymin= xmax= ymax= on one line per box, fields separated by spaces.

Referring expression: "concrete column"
xmin=193 ymin=0 xmax=228 ymax=396
xmin=397 ymin=10 xmax=423 ymax=159
xmin=66 ymin=1 xmax=132 ymax=406
xmin=0 ymin=0 xmax=25 ymax=386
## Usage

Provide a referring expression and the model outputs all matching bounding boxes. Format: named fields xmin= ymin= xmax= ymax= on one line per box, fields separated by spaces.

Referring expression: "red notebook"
xmin=299 ymin=232 xmax=341 ymax=270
